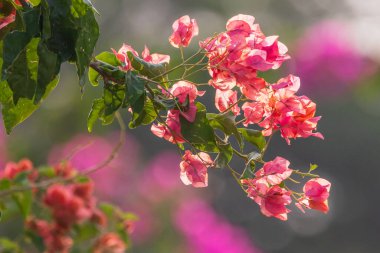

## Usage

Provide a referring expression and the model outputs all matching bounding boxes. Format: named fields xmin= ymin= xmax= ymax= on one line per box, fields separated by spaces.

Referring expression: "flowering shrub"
xmin=0 ymin=159 xmax=135 ymax=252
xmin=86 ymin=13 xmax=330 ymax=221
xmin=0 ymin=0 xmax=332 ymax=251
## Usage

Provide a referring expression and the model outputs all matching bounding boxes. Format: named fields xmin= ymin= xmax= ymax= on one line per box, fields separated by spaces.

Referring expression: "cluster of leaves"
xmin=0 ymin=160 xmax=135 ymax=252
xmin=0 ymin=0 xmax=99 ymax=133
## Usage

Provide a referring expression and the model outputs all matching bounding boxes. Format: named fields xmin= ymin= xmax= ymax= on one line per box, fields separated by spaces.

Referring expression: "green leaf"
xmin=207 ymin=111 xmax=243 ymax=148
xmin=125 ymin=71 xmax=145 ymax=107
xmin=127 ymin=51 xmax=168 ymax=79
xmin=26 ymin=231 xmax=45 ymax=252
xmin=214 ymin=142 xmax=233 ymax=169
xmin=0 ymin=39 xmax=60 ymax=133
xmin=180 ymin=102 xmax=218 ymax=152
xmin=104 ymin=85 xmax=125 ymax=115
xmin=7 ymin=38 xmax=39 ymax=103
xmin=29 ymin=0 xmax=42 ymax=6
xmin=72 ymin=0 xmax=99 ymax=82
xmin=35 ymin=40 xmax=60 ymax=103
xmin=0 ymin=238 xmax=22 ymax=253
xmin=12 ymin=190 xmax=32 ymax=219
xmin=308 ymin=163 xmax=318 ymax=173
xmin=0 ymin=179 xmax=11 ymax=191
xmin=0 ymin=75 xmax=59 ymax=134
xmin=238 ymin=128 xmax=266 ymax=152
xmin=240 ymin=151 xmax=260 ymax=179
xmin=128 ymin=98 xmax=157 ymax=129
xmin=87 ymin=98 xmax=104 ymax=132
xmin=88 ymin=52 xmax=121 ymax=86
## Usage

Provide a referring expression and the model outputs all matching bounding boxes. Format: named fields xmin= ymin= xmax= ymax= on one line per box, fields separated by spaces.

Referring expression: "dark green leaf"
xmin=128 ymin=98 xmax=157 ymax=129
xmin=127 ymin=51 xmax=167 ymax=79
xmin=238 ymin=128 xmax=266 ymax=152
xmin=214 ymin=142 xmax=233 ymax=168
xmin=180 ymin=102 xmax=218 ymax=152
xmin=207 ymin=111 xmax=243 ymax=148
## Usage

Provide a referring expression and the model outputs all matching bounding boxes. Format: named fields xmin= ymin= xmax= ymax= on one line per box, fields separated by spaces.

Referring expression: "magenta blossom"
xmin=293 ymin=20 xmax=373 ymax=96
xmin=174 ymin=199 xmax=262 ymax=253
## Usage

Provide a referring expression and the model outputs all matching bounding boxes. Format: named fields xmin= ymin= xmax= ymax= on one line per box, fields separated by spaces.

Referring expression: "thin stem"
xmin=0 ymin=112 xmax=126 ymax=199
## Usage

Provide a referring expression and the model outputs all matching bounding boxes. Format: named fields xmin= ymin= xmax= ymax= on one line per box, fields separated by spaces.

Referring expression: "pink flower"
xmin=242 ymin=180 xmax=291 ymax=220
xmin=258 ymin=75 xmax=323 ymax=144
xmin=180 ymin=150 xmax=213 ymax=188
xmin=111 ymin=43 xmax=139 ymax=71
xmin=151 ymin=110 xmax=186 ymax=144
xmin=260 ymin=185 xmax=292 ymax=220
xmin=170 ymin=81 xmax=205 ymax=104
xmin=255 ymin=156 xmax=293 ymax=185
xmin=142 ymin=45 xmax=170 ymax=64
xmin=242 ymin=101 xmax=265 ymax=126
xmin=169 ymin=15 xmax=199 ymax=48
xmin=298 ymin=178 xmax=331 ymax=213
xmin=43 ymin=183 xmax=99 ymax=229
xmin=215 ymin=89 xmax=240 ymax=115
xmin=93 ymin=233 xmax=127 ymax=253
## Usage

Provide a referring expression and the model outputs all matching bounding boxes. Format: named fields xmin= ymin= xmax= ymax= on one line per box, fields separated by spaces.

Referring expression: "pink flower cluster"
xmin=199 ymin=15 xmax=323 ymax=144
xmin=242 ymin=157 xmax=331 ymax=220
xmin=201 ymin=14 xmax=290 ymax=91
xmin=27 ymin=179 xmax=107 ymax=253
xmin=0 ymin=159 xmax=38 ymax=181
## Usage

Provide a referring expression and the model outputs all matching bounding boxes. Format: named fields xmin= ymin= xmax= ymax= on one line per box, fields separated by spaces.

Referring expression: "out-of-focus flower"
xmin=0 ymin=159 xmax=37 ymax=181
xmin=297 ymin=178 xmax=331 ymax=213
xmin=293 ymin=21 xmax=373 ymax=96
xmin=180 ymin=151 xmax=213 ymax=188
xmin=93 ymin=233 xmax=127 ymax=253
xmin=174 ymin=199 xmax=262 ymax=253
xmin=48 ymin=134 xmax=139 ymax=200
xmin=169 ymin=15 xmax=199 ymax=48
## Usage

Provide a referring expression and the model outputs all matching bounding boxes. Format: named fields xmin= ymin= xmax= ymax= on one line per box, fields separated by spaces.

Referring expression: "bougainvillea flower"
xmin=215 ymin=89 xmax=240 ymax=115
xmin=259 ymin=185 xmax=292 ymax=220
xmin=180 ymin=150 xmax=213 ymax=188
xmin=170 ymin=81 xmax=205 ymax=104
xmin=257 ymin=75 xmax=323 ymax=144
xmin=169 ymin=15 xmax=199 ymax=48
xmin=242 ymin=179 xmax=292 ymax=220
xmin=142 ymin=45 xmax=170 ymax=64
xmin=93 ymin=233 xmax=127 ymax=253
xmin=297 ymin=178 xmax=331 ymax=213
xmin=242 ymin=101 xmax=265 ymax=126
xmin=111 ymin=44 xmax=139 ymax=71
xmin=0 ymin=159 xmax=38 ymax=181
xmin=255 ymin=156 xmax=293 ymax=185
xmin=151 ymin=110 xmax=186 ymax=144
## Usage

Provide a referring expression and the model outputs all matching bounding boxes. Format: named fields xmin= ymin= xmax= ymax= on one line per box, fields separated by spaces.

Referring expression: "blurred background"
xmin=1 ymin=0 xmax=380 ymax=252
